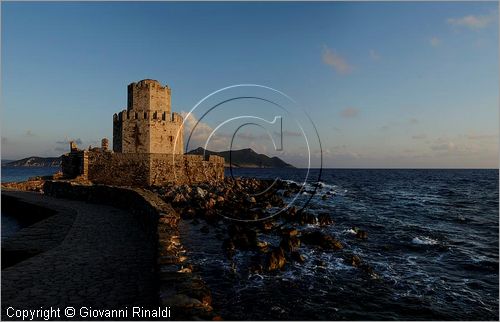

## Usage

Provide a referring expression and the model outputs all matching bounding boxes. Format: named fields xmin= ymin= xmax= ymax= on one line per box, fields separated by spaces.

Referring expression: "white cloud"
xmin=447 ymin=13 xmax=495 ymax=30
xmin=180 ymin=111 xmax=230 ymax=151
xmin=369 ymin=49 xmax=380 ymax=61
xmin=430 ymin=36 xmax=441 ymax=47
xmin=340 ymin=107 xmax=359 ymax=118
xmin=236 ymin=132 xmax=268 ymax=141
xmin=322 ymin=45 xmax=352 ymax=74
xmin=282 ymin=130 xmax=302 ymax=137
xmin=466 ymin=133 xmax=497 ymax=140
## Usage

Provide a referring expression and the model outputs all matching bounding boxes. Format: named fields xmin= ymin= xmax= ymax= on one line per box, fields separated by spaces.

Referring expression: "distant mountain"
xmin=4 ymin=148 xmax=295 ymax=168
xmin=187 ymin=147 xmax=294 ymax=168
xmin=3 ymin=156 xmax=62 ymax=167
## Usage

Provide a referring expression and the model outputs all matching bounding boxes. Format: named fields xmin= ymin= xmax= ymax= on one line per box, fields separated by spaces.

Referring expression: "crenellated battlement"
xmin=127 ymin=79 xmax=171 ymax=114
xmin=171 ymin=112 xmax=183 ymax=123
xmin=128 ymin=79 xmax=170 ymax=89
xmin=114 ymin=79 xmax=184 ymax=155
xmin=113 ymin=109 xmax=184 ymax=123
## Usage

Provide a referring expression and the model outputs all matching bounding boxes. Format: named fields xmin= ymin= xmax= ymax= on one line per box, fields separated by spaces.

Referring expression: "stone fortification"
xmin=62 ymin=79 xmax=224 ymax=186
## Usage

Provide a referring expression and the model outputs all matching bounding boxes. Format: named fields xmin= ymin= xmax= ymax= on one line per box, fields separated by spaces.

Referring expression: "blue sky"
xmin=1 ymin=1 xmax=498 ymax=168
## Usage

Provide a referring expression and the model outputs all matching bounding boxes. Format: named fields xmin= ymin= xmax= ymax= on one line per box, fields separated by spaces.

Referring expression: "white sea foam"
xmin=343 ymin=229 xmax=357 ymax=235
xmin=412 ymin=236 xmax=439 ymax=245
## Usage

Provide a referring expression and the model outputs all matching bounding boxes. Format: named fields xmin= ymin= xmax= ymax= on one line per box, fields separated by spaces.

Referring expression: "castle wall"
xmin=148 ymin=112 xmax=184 ymax=154
xmin=149 ymin=154 xmax=224 ymax=186
xmin=61 ymin=151 xmax=88 ymax=179
xmin=112 ymin=115 xmax=123 ymax=152
xmin=79 ymin=152 xmax=224 ymax=186
xmin=113 ymin=111 xmax=184 ymax=154
xmin=87 ymin=152 xmax=151 ymax=186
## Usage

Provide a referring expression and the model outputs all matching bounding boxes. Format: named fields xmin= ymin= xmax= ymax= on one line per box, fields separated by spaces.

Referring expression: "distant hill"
xmin=4 ymin=148 xmax=295 ymax=169
xmin=187 ymin=147 xmax=294 ymax=168
xmin=3 ymin=156 xmax=62 ymax=167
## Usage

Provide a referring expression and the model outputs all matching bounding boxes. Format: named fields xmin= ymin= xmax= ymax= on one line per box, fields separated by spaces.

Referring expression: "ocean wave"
xmin=343 ymin=228 xmax=357 ymax=235
xmin=412 ymin=236 xmax=439 ymax=245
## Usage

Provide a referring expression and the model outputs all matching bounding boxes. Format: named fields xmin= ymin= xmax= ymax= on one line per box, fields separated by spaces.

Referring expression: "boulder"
xmin=196 ymin=187 xmax=207 ymax=198
xmin=300 ymin=231 xmax=343 ymax=250
xmin=256 ymin=241 xmax=269 ymax=253
xmin=182 ymin=207 xmax=196 ymax=219
xmin=161 ymin=294 xmax=204 ymax=309
xmin=297 ymin=212 xmax=317 ymax=225
xmin=173 ymin=193 xmax=187 ymax=204
xmin=227 ymin=224 xmax=258 ymax=249
xmin=261 ymin=221 xmax=274 ymax=231
xmin=222 ymin=239 xmax=235 ymax=259
xmin=318 ymin=213 xmax=334 ymax=226
xmin=205 ymin=198 xmax=216 ymax=209
xmin=266 ymin=247 xmax=286 ymax=272
xmin=281 ymin=228 xmax=299 ymax=238
xmin=291 ymin=251 xmax=305 ymax=264
xmin=356 ymin=230 xmax=368 ymax=240
xmin=279 ymin=235 xmax=301 ymax=253
xmin=344 ymin=254 xmax=362 ymax=267
xmin=246 ymin=196 xmax=256 ymax=204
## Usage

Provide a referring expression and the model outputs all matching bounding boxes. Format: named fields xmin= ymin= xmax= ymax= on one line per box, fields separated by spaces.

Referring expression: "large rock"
xmin=318 ymin=213 xmax=334 ymax=226
xmin=344 ymin=254 xmax=362 ymax=267
xmin=356 ymin=230 xmax=368 ymax=240
xmin=291 ymin=251 xmax=305 ymax=264
xmin=300 ymin=231 xmax=343 ymax=250
xmin=196 ymin=187 xmax=207 ymax=198
xmin=279 ymin=235 xmax=301 ymax=253
xmin=222 ymin=239 xmax=236 ymax=259
xmin=266 ymin=247 xmax=286 ymax=272
xmin=281 ymin=228 xmax=299 ymax=238
xmin=297 ymin=212 xmax=317 ymax=225
xmin=227 ymin=224 xmax=258 ymax=249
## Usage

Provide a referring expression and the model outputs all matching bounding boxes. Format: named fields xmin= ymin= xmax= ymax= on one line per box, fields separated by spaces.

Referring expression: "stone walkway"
xmin=2 ymin=191 xmax=157 ymax=320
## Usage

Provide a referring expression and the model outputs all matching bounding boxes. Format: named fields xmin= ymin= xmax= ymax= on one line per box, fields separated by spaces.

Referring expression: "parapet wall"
xmin=70 ymin=151 xmax=224 ymax=186
xmin=42 ymin=181 xmax=216 ymax=319
xmin=112 ymin=110 xmax=184 ymax=154
xmin=113 ymin=110 xmax=183 ymax=122
xmin=149 ymin=154 xmax=224 ymax=186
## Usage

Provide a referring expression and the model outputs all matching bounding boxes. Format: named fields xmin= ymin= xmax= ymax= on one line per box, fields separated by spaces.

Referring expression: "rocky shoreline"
xmin=152 ymin=177 xmax=378 ymax=278
xmin=2 ymin=176 xmax=377 ymax=320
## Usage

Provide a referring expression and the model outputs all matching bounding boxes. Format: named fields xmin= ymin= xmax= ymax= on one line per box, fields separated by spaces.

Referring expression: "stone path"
xmin=2 ymin=191 xmax=157 ymax=320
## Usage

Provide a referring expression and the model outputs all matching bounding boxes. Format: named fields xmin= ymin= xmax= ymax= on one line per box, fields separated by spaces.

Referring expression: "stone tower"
xmin=113 ymin=79 xmax=184 ymax=154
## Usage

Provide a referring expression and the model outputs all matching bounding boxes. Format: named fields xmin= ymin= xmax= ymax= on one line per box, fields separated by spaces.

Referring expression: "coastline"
xmin=2 ymin=170 xmax=499 ymax=320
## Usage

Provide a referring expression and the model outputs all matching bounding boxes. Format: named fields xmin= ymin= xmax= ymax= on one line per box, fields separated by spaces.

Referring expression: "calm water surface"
xmin=1 ymin=167 xmax=60 ymax=237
